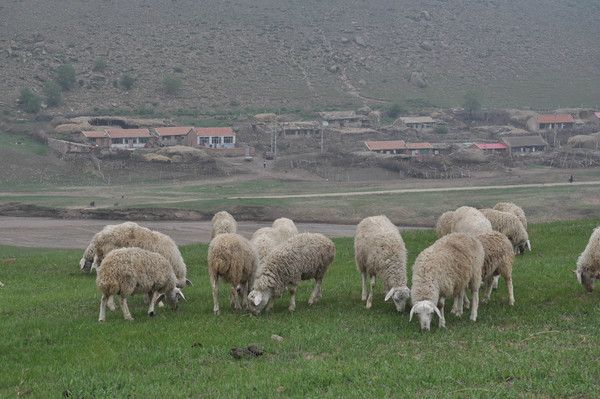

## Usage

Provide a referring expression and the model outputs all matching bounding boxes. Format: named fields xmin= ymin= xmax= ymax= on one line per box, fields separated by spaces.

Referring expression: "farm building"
xmin=501 ymin=135 xmax=548 ymax=154
xmin=364 ymin=140 xmax=406 ymax=154
xmin=470 ymin=142 xmax=508 ymax=154
xmin=364 ymin=140 xmax=445 ymax=157
xmin=318 ymin=111 xmax=368 ymax=128
xmin=105 ymin=129 xmax=153 ymax=149
xmin=527 ymin=114 xmax=574 ymax=131
xmin=154 ymin=127 xmax=194 ymax=146
xmin=396 ymin=116 xmax=438 ymax=130
xmin=195 ymin=127 xmax=236 ymax=149
xmin=81 ymin=130 xmax=109 ymax=147
xmin=281 ymin=121 xmax=322 ymax=138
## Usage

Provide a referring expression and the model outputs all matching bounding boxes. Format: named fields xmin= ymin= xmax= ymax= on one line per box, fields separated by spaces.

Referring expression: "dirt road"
xmin=0 ymin=217 xmax=372 ymax=249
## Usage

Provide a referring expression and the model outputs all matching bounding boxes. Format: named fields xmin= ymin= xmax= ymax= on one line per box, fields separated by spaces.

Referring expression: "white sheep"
xmin=207 ymin=233 xmax=258 ymax=315
xmin=435 ymin=211 xmax=454 ymax=238
xmin=409 ymin=233 xmax=484 ymax=331
xmin=248 ymin=233 xmax=336 ymax=314
xmin=354 ymin=215 xmax=410 ymax=311
xmin=211 ymin=211 xmax=238 ymax=239
xmin=576 ymin=227 xmax=600 ymax=292
xmin=493 ymin=202 xmax=528 ymax=230
xmin=96 ymin=247 xmax=185 ymax=322
xmin=251 ymin=218 xmax=299 ymax=276
xmin=451 ymin=206 xmax=493 ymax=236
xmin=477 ymin=231 xmax=515 ymax=306
xmin=480 ymin=208 xmax=530 ymax=254
xmin=271 ymin=217 xmax=299 ymax=241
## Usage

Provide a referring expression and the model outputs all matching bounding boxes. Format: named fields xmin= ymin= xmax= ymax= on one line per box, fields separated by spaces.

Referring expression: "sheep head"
xmin=576 ymin=269 xmax=594 ymax=293
xmin=384 ymin=286 xmax=411 ymax=312
xmin=247 ymin=289 xmax=271 ymax=315
xmin=163 ymin=288 xmax=186 ymax=310
xmin=79 ymin=257 xmax=93 ymax=273
xmin=409 ymin=300 xmax=442 ymax=331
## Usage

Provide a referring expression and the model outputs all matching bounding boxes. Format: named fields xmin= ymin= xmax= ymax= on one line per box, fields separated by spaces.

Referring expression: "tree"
xmin=55 ymin=63 xmax=76 ymax=90
xmin=43 ymin=80 xmax=62 ymax=107
xmin=434 ymin=124 xmax=448 ymax=134
xmin=19 ymin=88 xmax=41 ymax=113
xmin=386 ymin=102 xmax=405 ymax=119
xmin=93 ymin=57 xmax=107 ymax=72
xmin=463 ymin=90 xmax=482 ymax=120
xmin=119 ymin=74 xmax=136 ymax=90
xmin=162 ymin=75 xmax=182 ymax=95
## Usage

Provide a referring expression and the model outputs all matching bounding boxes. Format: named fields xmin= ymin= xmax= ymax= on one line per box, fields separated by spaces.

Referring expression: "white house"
xmin=105 ymin=129 xmax=153 ymax=149
xmin=195 ymin=127 xmax=236 ymax=149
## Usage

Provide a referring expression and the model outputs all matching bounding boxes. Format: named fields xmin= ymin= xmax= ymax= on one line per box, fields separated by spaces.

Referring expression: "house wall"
xmin=109 ymin=137 xmax=149 ymax=149
xmin=197 ymin=135 xmax=236 ymax=149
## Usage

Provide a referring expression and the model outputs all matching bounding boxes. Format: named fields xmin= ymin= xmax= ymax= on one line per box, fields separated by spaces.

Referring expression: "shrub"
xmin=162 ymin=75 xmax=182 ymax=95
xmin=93 ymin=57 xmax=107 ymax=72
xmin=385 ymin=102 xmax=405 ymax=119
xmin=19 ymin=88 xmax=41 ymax=113
xmin=463 ymin=90 xmax=482 ymax=120
xmin=55 ymin=64 xmax=76 ymax=90
xmin=119 ymin=74 xmax=136 ymax=90
xmin=43 ymin=81 xmax=62 ymax=107
xmin=434 ymin=124 xmax=448 ymax=134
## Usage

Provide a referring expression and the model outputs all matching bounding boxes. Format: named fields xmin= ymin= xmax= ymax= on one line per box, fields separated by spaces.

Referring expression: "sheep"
xmin=451 ymin=206 xmax=493 ymax=236
xmin=80 ymin=222 xmax=191 ymax=288
xmin=248 ymin=233 xmax=336 ymax=314
xmin=493 ymin=202 xmax=528 ymax=230
xmin=575 ymin=227 xmax=600 ymax=292
xmin=211 ymin=211 xmax=237 ymax=239
xmin=479 ymin=208 xmax=530 ymax=254
xmin=477 ymin=231 xmax=515 ymax=306
xmin=79 ymin=222 xmax=124 ymax=272
xmin=409 ymin=233 xmax=484 ymax=331
xmin=271 ymin=217 xmax=298 ymax=241
xmin=354 ymin=215 xmax=410 ymax=311
xmin=435 ymin=211 xmax=455 ymax=238
xmin=207 ymin=233 xmax=259 ymax=315
xmin=96 ymin=247 xmax=185 ymax=322
xmin=251 ymin=218 xmax=299 ymax=276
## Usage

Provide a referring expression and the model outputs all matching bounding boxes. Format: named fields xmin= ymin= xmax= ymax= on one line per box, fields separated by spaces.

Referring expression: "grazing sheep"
xmin=354 ymin=215 xmax=410 ymax=311
xmin=435 ymin=211 xmax=455 ymax=238
xmin=80 ymin=222 xmax=191 ymax=288
xmin=248 ymin=233 xmax=336 ymax=314
xmin=207 ymin=233 xmax=258 ymax=315
xmin=79 ymin=223 xmax=124 ymax=272
xmin=576 ymin=227 xmax=600 ymax=292
xmin=480 ymin=208 xmax=530 ymax=254
xmin=211 ymin=211 xmax=237 ymax=239
xmin=451 ymin=206 xmax=493 ymax=236
xmin=409 ymin=233 xmax=484 ymax=331
xmin=493 ymin=202 xmax=527 ymax=230
xmin=96 ymin=247 xmax=185 ymax=322
xmin=272 ymin=217 xmax=298 ymax=241
xmin=477 ymin=231 xmax=515 ymax=306
xmin=251 ymin=218 xmax=299 ymax=277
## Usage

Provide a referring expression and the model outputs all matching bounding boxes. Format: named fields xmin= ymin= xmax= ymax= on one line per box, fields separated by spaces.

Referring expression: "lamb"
xmin=480 ymin=208 xmax=530 ymax=254
xmin=477 ymin=231 xmax=515 ymax=306
xmin=435 ymin=211 xmax=455 ymax=238
xmin=575 ymin=227 xmax=600 ymax=292
xmin=248 ymin=233 xmax=336 ymax=314
xmin=96 ymin=247 xmax=185 ymax=322
xmin=409 ymin=233 xmax=484 ymax=331
xmin=211 ymin=211 xmax=237 ymax=239
xmin=493 ymin=202 xmax=528 ymax=230
xmin=79 ymin=222 xmax=191 ymax=288
xmin=451 ymin=206 xmax=493 ymax=236
xmin=207 ymin=233 xmax=259 ymax=315
xmin=354 ymin=215 xmax=410 ymax=311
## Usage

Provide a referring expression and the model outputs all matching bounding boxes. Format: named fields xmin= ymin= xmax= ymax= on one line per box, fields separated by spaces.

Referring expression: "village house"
xmin=396 ymin=116 xmax=438 ymax=130
xmin=319 ymin=111 xmax=368 ymax=128
xmin=527 ymin=114 xmax=574 ymax=131
xmin=364 ymin=140 xmax=444 ymax=157
xmin=195 ymin=127 xmax=236 ymax=149
xmin=470 ymin=142 xmax=508 ymax=154
xmin=81 ymin=130 xmax=109 ymax=147
xmin=403 ymin=142 xmax=434 ymax=157
xmin=281 ymin=121 xmax=322 ymax=138
xmin=501 ymin=135 xmax=548 ymax=154
xmin=364 ymin=140 xmax=406 ymax=154
xmin=154 ymin=126 xmax=194 ymax=146
xmin=105 ymin=128 xmax=153 ymax=149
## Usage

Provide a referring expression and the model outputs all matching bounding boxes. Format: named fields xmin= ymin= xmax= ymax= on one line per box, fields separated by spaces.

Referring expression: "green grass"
xmin=1 ymin=220 xmax=600 ymax=397
xmin=0 ymin=132 xmax=47 ymax=156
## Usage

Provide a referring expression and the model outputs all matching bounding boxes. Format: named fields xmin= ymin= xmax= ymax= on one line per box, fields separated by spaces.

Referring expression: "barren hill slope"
xmin=1 ymin=0 xmax=599 ymax=113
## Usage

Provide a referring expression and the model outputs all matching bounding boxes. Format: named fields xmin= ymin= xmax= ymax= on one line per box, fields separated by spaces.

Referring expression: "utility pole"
xmin=321 ymin=121 xmax=328 ymax=154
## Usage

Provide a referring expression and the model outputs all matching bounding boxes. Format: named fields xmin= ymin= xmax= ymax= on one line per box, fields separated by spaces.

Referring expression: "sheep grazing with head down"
xmin=435 ymin=211 xmax=455 ymax=238
xmin=248 ymin=233 xmax=336 ymax=315
xmin=477 ymin=231 xmax=515 ymax=306
xmin=354 ymin=215 xmax=410 ymax=311
xmin=96 ymin=247 xmax=185 ymax=322
xmin=575 ymin=227 xmax=600 ymax=292
xmin=451 ymin=206 xmax=493 ymax=236
xmin=410 ymin=233 xmax=484 ymax=331
xmin=207 ymin=233 xmax=258 ymax=315
xmin=251 ymin=218 xmax=299 ymax=262
xmin=211 ymin=211 xmax=237 ymax=239
xmin=493 ymin=202 xmax=527 ymax=230
xmin=79 ymin=222 xmax=125 ymax=272
xmin=271 ymin=217 xmax=298 ymax=241
xmin=479 ymin=208 xmax=530 ymax=254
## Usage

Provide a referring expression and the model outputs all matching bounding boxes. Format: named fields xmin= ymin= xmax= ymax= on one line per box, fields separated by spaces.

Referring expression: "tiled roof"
xmin=81 ymin=130 xmax=107 ymax=138
xmin=398 ymin=116 xmax=436 ymax=124
xmin=501 ymin=135 xmax=548 ymax=147
xmin=594 ymin=112 xmax=600 ymax=119
xmin=318 ymin=111 xmax=362 ymax=120
xmin=364 ymin=140 xmax=406 ymax=151
xmin=155 ymin=127 xmax=194 ymax=137
xmin=404 ymin=142 xmax=433 ymax=149
xmin=536 ymin=114 xmax=574 ymax=124
xmin=194 ymin=127 xmax=235 ymax=137
xmin=472 ymin=143 xmax=508 ymax=150
xmin=106 ymin=129 xmax=152 ymax=138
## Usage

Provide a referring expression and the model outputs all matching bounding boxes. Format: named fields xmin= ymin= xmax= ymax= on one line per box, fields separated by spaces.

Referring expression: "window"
xmin=223 ymin=136 xmax=233 ymax=144
xmin=211 ymin=136 xmax=221 ymax=145
xmin=111 ymin=138 xmax=124 ymax=144
xmin=198 ymin=137 xmax=209 ymax=146
xmin=139 ymin=138 xmax=148 ymax=144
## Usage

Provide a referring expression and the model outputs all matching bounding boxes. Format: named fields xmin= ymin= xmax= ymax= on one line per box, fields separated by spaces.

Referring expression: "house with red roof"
xmin=470 ymin=142 xmax=508 ymax=153
xmin=81 ymin=130 xmax=109 ymax=147
xmin=528 ymin=114 xmax=574 ymax=131
xmin=194 ymin=127 xmax=236 ymax=149
xmin=364 ymin=140 xmax=406 ymax=154
xmin=105 ymin=128 xmax=153 ymax=149
xmin=154 ymin=126 xmax=195 ymax=146
xmin=364 ymin=140 xmax=443 ymax=157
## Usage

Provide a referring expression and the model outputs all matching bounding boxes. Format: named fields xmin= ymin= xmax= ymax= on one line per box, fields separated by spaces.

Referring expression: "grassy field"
xmin=1 ymin=220 xmax=599 ymax=398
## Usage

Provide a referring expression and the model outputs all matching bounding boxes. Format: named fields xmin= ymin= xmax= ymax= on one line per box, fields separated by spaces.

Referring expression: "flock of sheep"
xmin=79 ymin=202 xmax=600 ymax=331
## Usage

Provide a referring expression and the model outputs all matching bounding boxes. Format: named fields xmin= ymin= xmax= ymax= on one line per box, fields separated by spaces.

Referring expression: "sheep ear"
xmin=432 ymin=303 xmax=442 ymax=319
xmin=175 ymin=288 xmax=186 ymax=301
xmin=252 ymin=292 xmax=262 ymax=306
xmin=384 ymin=288 xmax=395 ymax=302
xmin=409 ymin=304 xmax=416 ymax=322
xmin=185 ymin=279 xmax=193 ymax=286
xmin=526 ymin=240 xmax=531 ymax=251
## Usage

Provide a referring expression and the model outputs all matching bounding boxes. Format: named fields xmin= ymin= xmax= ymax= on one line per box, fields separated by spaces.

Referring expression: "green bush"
xmin=434 ymin=124 xmax=448 ymax=134
xmin=19 ymin=88 xmax=42 ymax=113
xmin=463 ymin=90 xmax=482 ymax=120
xmin=162 ymin=75 xmax=182 ymax=95
xmin=55 ymin=64 xmax=76 ymax=90
xmin=119 ymin=74 xmax=136 ymax=90
xmin=43 ymin=81 xmax=62 ymax=107
xmin=92 ymin=57 xmax=107 ymax=72
xmin=385 ymin=102 xmax=405 ymax=119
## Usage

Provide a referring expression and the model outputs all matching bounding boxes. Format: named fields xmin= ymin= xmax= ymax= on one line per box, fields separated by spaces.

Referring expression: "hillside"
xmin=1 ymin=0 xmax=600 ymax=115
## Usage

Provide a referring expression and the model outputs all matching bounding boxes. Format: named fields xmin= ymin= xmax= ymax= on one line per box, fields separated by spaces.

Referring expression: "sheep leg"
xmin=482 ymin=278 xmax=494 ymax=303
xmin=451 ymin=291 xmax=464 ymax=317
xmin=210 ymin=274 xmax=220 ymax=315
xmin=308 ymin=279 xmax=323 ymax=305
xmin=107 ymin=295 xmax=116 ymax=311
xmin=98 ymin=294 xmax=108 ymax=322
xmin=437 ymin=298 xmax=446 ymax=328
xmin=492 ymin=275 xmax=500 ymax=290
xmin=230 ymin=286 xmax=241 ymax=310
xmin=147 ymin=291 xmax=162 ymax=317
xmin=360 ymin=272 xmax=368 ymax=301
xmin=469 ymin=289 xmax=479 ymax=322
xmin=463 ymin=292 xmax=470 ymax=310
xmin=366 ymin=275 xmax=376 ymax=309
xmin=266 ymin=299 xmax=274 ymax=312
xmin=240 ymin=283 xmax=249 ymax=310
xmin=120 ymin=296 xmax=134 ymax=321
xmin=503 ymin=274 xmax=515 ymax=306
xmin=288 ymin=286 xmax=297 ymax=312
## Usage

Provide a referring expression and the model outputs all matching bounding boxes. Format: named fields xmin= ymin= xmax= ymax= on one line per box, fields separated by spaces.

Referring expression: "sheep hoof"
xmin=98 ymin=318 xmax=105 ymax=322
xmin=125 ymin=316 xmax=134 ymax=321
xmin=214 ymin=310 xmax=220 ymax=316
xmin=288 ymin=306 xmax=296 ymax=312
xmin=148 ymin=311 xmax=155 ymax=317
